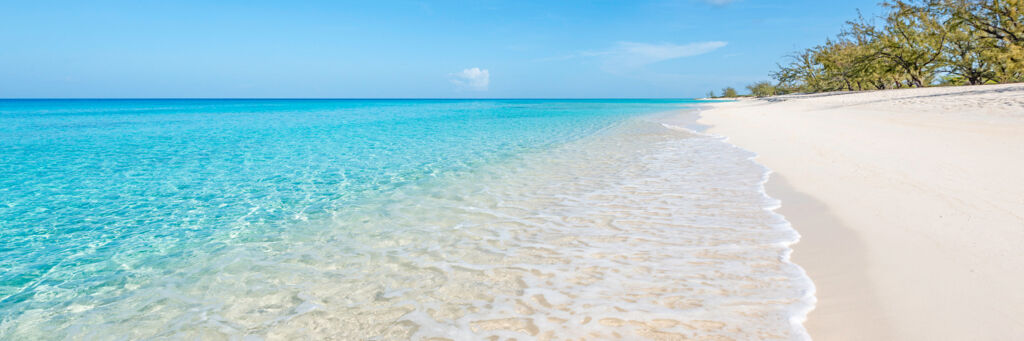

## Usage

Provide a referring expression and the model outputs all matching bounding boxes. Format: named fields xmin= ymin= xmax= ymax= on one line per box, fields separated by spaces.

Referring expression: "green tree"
xmin=842 ymin=16 xmax=905 ymax=89
xmin=939 ymin=0 xmax=1024 ymax=81
xmin=721 ymin=87 xmax=739 ymax=98
xmin=773 ymin=48 xmax=826 ymax=92
xmin=746 ymin=81 xmax=778 ymax=97
xmin=943 ymin=18 xmax=998 ymax=84
xmin=765 ymin=0 xmax=1022 ymax=94
xmin=816 ymin=39 xmax=866 ymax=91
xmin=872 ymin=1 xmax=949 ymax=87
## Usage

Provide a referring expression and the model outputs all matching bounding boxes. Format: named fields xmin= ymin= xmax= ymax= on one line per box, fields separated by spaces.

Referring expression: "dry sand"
xmin=698 ymin=84 xmax=1024 ymax=340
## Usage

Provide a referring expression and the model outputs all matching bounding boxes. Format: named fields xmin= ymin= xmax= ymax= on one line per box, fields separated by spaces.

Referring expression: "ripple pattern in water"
xmin=0 ymin=100 xmax=812 ymax=340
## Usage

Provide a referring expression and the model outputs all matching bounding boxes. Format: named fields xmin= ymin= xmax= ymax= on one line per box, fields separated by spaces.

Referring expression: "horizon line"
xmin=0 ymin=97 xmax=702 ymax=100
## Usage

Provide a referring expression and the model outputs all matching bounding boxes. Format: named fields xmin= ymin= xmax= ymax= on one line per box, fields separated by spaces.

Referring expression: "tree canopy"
xmin=724 ymin=0 xmax=1023 ymax=97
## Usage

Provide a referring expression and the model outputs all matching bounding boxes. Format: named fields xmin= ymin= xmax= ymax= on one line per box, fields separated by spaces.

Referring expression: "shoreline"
xmin=763 ymin=175 xmax=893 ymax=339
xmin=697 ymin=84 xmax=1024 ymax=340
xmin=658 ymin=107 xmax=818 ymax=338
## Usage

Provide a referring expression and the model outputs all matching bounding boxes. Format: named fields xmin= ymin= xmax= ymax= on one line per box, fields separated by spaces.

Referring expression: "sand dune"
xmin=699 ymin=84 xmax=1024 ymax=340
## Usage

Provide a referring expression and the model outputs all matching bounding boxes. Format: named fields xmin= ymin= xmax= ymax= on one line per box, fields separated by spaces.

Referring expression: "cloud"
xmin=543 ymin=41 xmax=727 ymax=69
xmin=703 ymin=0 xmax=735 ymax=5
xmin=449 ymin=67 xmax=490 ymax=91
xmin=535 ymin=41 xmax=728 ymax=81
xmin=601 ymin=41 xmax=728 ymax=69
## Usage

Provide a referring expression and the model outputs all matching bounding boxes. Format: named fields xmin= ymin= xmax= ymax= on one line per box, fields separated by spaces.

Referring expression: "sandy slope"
xmin=698 ymin=84 xmax=1024 ymax=340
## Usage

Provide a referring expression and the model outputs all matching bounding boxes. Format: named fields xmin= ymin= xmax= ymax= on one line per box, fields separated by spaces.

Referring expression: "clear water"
xmin=0 ymin=99 xmax=813 ymax=339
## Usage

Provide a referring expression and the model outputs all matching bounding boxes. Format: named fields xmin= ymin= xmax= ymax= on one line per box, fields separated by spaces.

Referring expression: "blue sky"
xmin=0 ymin=0 xmax=884 ymax=98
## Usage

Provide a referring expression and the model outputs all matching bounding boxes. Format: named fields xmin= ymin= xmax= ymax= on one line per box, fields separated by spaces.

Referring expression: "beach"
xmin=5 ymin=88 xmax=1021 ymax=339
xmin=698 ymin=84 xmax=1024 ymax=340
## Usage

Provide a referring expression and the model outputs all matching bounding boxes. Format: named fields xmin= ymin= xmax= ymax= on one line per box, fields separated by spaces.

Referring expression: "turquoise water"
xmin=2 ymin=99 xmax=763 ymax=336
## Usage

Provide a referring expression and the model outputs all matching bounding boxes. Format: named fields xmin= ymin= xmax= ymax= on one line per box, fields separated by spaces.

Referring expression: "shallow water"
xmin=0 ymin=100 xmax=812 ymax=339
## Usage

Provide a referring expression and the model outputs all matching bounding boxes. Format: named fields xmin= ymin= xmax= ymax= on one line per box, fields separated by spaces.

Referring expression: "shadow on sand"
xmin=767 ymin=174 xmax=896 ymax=340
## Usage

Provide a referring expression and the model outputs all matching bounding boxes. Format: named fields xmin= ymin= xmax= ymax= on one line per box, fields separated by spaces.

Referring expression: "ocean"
xmin=0 ymin=99 xmax=813 ymax=339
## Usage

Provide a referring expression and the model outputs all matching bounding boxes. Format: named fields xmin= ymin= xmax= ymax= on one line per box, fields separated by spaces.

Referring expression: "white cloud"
xmin=449 ymin=67 xmax=490 ymax=91
xmin=602 ymin=41 xmax=728 ymax=69
xmin=559 ymin=41 xmax=727 ymax=76
xmin=535 ymin=41 xmax=728 ymax=80
xmin=703 ymin=0 xmax=735 ymax=5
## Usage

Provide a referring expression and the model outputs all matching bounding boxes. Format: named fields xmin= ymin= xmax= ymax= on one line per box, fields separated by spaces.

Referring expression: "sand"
xmin=697 ymin=84 xmax=1024 ymax=340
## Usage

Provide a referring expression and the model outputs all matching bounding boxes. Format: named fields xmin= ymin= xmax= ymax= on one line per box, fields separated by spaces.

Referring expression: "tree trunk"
xmin=968 ymin=73 xmax=982 ymax=85
xmin=910 ymin=74 xmax=924 ymax=87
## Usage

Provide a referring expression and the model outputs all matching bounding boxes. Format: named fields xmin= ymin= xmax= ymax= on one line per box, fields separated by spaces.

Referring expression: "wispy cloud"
xmin=449 ymin=67 xmax=490 ymax=91
xmin=542 ymin=41 xmax=727 ymax=75
xmin=536 ymin=40 xmax=729 ymax=80
xmin=532 ymin=41 xmax=729 ymax=84
xmin=703 ymin=0 xmax=736 ymax=6
xmin=600 ymin=41 xmax=728 ymax=69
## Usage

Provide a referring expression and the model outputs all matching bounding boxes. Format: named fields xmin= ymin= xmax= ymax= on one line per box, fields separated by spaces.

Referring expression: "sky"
xmin=0 ymin=0 xmax=886 ymax=98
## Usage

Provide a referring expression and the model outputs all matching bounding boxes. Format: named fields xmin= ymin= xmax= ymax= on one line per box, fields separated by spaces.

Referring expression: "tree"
xmin=765 ymin=0 xmax=1022 ymax=93
xmin=773 ymin=48 xmax=826 ymax=92
xmin=940 ymin=0 xmax=1024 ymax=81
xmin=816 ymin=39 xmax=865 ymax=91
xmin=721 ymin=87 xmax=739 ymax=98
xmin=872 ymin=0 xmax=949 ymax=87
xmin=942 ymin=0 xmax=1024 ymax=44
xmin=746 ymin=81 xmax=779 ymax=97
xmin=943 ymin=18 xmax=998 ymax=84
xmin=909 ymin=0 xmax=999 ymax=85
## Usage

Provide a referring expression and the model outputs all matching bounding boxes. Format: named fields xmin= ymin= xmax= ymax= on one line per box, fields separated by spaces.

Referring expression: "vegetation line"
xmin=708 ymin=0 xmax=1023 ymax=98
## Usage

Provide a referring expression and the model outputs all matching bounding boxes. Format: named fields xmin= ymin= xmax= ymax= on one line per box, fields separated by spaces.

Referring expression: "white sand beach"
xmin=699 ymin=84 xmax=1024 ymax=340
